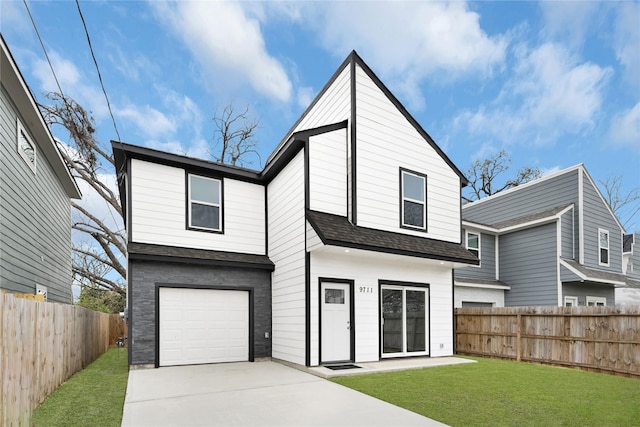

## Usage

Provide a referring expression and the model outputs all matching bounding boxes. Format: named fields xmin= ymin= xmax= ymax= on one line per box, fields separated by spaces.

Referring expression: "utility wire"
xmin=75 ymin=0 xmax=122 ymax=143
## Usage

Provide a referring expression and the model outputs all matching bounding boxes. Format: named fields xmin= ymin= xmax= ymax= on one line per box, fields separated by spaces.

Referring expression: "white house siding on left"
xmin=130 ymin=159 xmax=266 ymax=254
xmin=308 ymin=129 xmax=347 ymax=216
xmin=268 ymin=151 xmax=306 ymax=365
xmin=354 ymin=65 xmax=460 ymax=243
xmin=309 ymin=247 xmax=455 ymax=366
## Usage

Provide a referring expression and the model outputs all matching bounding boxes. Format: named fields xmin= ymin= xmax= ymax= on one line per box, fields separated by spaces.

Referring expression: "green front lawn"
xmin=332 ymin=357 xmax=640 ymax=427
xmin=32 ymin=348 xmax=129 ymax=427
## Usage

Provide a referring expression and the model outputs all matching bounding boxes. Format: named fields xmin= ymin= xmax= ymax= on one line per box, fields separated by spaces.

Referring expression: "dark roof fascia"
xmin=111 ymin=141 xmax=262 ymax=184
xmin=261 ymin=120 xmax=348 ymax=183
xmin=307 ymin=210 xmax=479 ymax=265
xmin=129 ymin=252 xmax=275 ymax=271
xmin=265 ymin=55 xmax=352 ymax=166
xmin=349 ymin=51 xmax=469 ymax=187
xmin=128 ymin=242 xmax=275 ymax=271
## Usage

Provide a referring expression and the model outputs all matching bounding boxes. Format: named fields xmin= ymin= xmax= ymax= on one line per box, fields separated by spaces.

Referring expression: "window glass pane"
xmin=467 ymin=233 xmax=479 ymax=250
xmin=190 ymin=176 xmax=219 ymax=204
xmin=600 ymin=248 xmax=609 ymax=264
xmin=382 ymin=289 xmax=403 ymax=354
xmin=19 ymin=131 xmax=35 ymax=164
xmin=403 ymin=200 xmax=424 ymax=228
xmin=599 ymin=231 xmax=608 ymax=248
xmin=191 ymin=203 xmax=219 ymax=230
xmin=403 ymin=173 xmax=424 ymax=201
xmin=325 ymin=289 xmax=344 ymax=304
xmin=406 ymin=290 xmax=425 ymax=352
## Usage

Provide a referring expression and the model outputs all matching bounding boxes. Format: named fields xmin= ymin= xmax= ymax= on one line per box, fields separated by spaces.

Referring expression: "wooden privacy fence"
xmin=0 ymin=292 xmax=127 ymax=426
xmin=455 ymin=305 xmax=640 ymax=377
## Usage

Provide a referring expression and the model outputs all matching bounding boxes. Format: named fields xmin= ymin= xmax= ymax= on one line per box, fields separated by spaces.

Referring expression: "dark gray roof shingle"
xmin=560 ymin=259 xmax=627 ymax=286
xmin=129 ymin=242 xmax=274 ymax=270
xmin=307 ymin=210 xmax=478 ymax=265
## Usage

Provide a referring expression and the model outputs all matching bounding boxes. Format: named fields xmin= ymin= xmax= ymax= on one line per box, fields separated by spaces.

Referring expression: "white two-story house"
xmin=114 ymin=51 xmax=477 ymax=368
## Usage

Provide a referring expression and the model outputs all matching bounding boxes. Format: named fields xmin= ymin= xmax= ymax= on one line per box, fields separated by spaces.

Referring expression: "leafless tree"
xmin=463 ymin=150 xmax=541 ymax=203
xmin=210 ymin=103 xmax=260 ymax=167
xmin=599 ymin=175 xmax=640 ymax=230
xmin=39 ymin=93 xmax=126 ymax=296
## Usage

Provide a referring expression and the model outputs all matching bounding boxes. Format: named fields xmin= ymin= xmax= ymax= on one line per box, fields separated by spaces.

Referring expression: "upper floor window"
xmin=400 ymin=169 xmax=426 ymax=231
xmin=598 ymin=229 xmax=609 ymax=266
xmin=17 ymin=119 xmax=36 ymax=172
xmin=188 ymin=174 xmax=222 ymax=232
xmin=466 ymin=231 xmax=480 ymax=265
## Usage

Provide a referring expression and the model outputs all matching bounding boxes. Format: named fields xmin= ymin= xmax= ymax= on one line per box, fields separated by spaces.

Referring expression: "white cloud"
xmin=539 ymin=1 xmax=600 ymax=48
xmin=116 ymin=104 xmax=176 ymax=139
xmin=613 ymin=2 xmax=640 ymax=86
xmin=288 ymin=2 xmax=507 ymax=108
xmin=150 ymin=1 xmax=292 ymax=102
xmin=31 ymin=51 xmax=108 ymax=119
xmin=455 ymin=43 xmax=612 ymax=145
xmin=608 ymin=103 xmax=640 ymax=151
xmin=296 ymin=86 xmax=314 ymax=109
xmin=616 ymin=288 xmax=640 ymax=306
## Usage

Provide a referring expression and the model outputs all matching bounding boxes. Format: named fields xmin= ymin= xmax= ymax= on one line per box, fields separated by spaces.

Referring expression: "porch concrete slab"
xmin=307 ymin=356 xmax=476 ymax=378
xmin=122 ymin=361 xmax=448 ymax=427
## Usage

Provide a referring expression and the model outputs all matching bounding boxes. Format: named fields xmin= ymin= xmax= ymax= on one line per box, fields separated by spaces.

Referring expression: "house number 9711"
xmin=359 ymin=286 xmax=373 ymax=293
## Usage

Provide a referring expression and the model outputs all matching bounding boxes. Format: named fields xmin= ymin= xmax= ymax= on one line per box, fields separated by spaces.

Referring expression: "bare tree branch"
xmin=463 ymin=150 xmax=541 ymax=203
xmin=599 ymin=175 xmax=640 ymax=230
xmin=210 ymin=103 xmax=261 ymax=167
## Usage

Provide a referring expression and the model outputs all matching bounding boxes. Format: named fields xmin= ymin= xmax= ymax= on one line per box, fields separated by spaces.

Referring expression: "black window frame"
xmin=399 ymin=168 xmax=427 ymax=232
xmin=186 ymin=172 xmax=223 ymax=233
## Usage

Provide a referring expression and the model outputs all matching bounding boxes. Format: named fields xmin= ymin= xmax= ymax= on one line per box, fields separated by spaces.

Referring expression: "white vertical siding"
xmin=292 ymin=66 xmax=351 ymax=133
xmin=268 ymin=151 xmax=306 ymax=365
xmin=309 ymin=248 xmax=454 ymax=365
xmin=130 ymin=159 xmax=265 ymax=254
xmin=308 ymin=128 xmax=347 ymax=216
xmin=354 ymin=65 xmax=461 ymax=242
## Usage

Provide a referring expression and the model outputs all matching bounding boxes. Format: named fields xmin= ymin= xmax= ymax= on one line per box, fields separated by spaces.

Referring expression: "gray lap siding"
xmin=129 ymin=260 xmax=272 ymax=365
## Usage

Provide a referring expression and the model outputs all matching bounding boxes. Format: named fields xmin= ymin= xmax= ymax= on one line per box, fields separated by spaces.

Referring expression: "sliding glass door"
xmin=381 ymin=286 xmax=428 ymax=357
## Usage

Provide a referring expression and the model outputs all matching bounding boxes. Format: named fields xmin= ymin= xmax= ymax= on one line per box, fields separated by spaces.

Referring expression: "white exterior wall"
xmin=354 ymin=65 xmax=461 ymax=243
xmin=309 ymin=248 xmax=454 ymax=366
xmin=308 ymin=129 xmax=347 ymax=216
xmin=268 ymin=151 xmax=306 ymax=365
xmin=454 ymin=286 xmax=505 ymax=308
xmin=130 ymin=158 xmax=265 ymax=254
xmin=293 ymin=66 xmax=351 ymax=133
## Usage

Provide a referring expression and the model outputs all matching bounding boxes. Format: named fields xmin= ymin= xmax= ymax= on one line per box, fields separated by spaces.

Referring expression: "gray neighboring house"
xmin=623 ymin=233 xmax=640 ymax=288
xmin=1 ymin=36 xmax=81 ymax=303
xmin=455 ymin=164 xmax=631 ymax=307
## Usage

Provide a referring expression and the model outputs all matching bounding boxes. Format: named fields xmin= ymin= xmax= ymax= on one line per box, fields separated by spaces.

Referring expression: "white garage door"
xmin=159 ymin=288 xmax=249 ymax=366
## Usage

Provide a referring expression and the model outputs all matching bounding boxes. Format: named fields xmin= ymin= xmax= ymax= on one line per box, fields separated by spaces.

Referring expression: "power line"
xmin=75 ymin=0 xmax=122 ymax=143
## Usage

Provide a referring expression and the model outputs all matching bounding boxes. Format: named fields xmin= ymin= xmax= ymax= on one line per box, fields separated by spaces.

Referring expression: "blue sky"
xmin=2 ymin=1 xmax=639 ymax=230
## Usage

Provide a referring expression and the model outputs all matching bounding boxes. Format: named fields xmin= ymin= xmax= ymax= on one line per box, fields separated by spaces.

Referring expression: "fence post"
xmin=516 ymin=314 xmax=522 ymax=362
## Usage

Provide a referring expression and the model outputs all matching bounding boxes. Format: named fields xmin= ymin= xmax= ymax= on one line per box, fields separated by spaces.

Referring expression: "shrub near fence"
xmin=455 ymin=305 xmax=640 ymax=377
xmin=0 ymin=292 xmax=126 ymax=426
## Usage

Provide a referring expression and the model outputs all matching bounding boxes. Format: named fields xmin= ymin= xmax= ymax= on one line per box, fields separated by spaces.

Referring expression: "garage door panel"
xmin=159 ymin=288 xmax=249 ymax=366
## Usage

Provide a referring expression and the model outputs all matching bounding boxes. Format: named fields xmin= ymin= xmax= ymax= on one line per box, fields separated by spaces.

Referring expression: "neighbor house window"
xmin=466 ymin=231 xmax=480 ymax=265
xmin=401 ymin=169 xmax=426 ymax=230
xmin=598 ymin=229 xmax=609 ymax=266
xmin=564 ymin=296 xmax=578 ymax=307
xmin=17 ymin=119 xmax=36 ymax=172
xmin=586 ymin=296 xmax=606 ymax=307
xmin=188 ymin=174 xmax=221 ymax=232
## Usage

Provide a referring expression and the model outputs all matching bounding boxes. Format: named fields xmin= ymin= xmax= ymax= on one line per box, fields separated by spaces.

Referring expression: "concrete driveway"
xmin=121 ymin=361 xmax=447 ymax=426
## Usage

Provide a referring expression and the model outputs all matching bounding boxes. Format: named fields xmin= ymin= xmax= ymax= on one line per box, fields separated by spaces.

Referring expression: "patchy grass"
xmin=32 ymin=348 xmax=129 ymax=427
xmin=332 ymin=357 xmax=640 ymax=426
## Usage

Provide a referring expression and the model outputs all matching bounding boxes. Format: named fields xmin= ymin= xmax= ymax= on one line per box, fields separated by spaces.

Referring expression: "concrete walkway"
xmin=122 ymin=361 xmax=448 ymax=426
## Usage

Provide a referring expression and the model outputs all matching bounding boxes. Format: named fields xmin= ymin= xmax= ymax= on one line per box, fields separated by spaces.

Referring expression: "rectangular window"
xmin=401 ymin=169 xmax=426 ymax=230
xmin=466 ymin=231 xmax=480 ymax=265
xmin=17 ymin=119 xmax=36 ymax=172
xmin=586 ymin=296 xmax=606 ymax=307
xmin=564 ymin=296 xmax=578 ymax=307
xmin=188 ymin=174 xmax=221 ymax=232
xmin=598 ymin=229 xmax=609 ymax=266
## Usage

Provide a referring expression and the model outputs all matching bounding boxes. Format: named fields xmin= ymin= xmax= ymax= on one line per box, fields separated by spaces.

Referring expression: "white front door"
xmin=321 ymin=282 xmax=351 ymax=362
